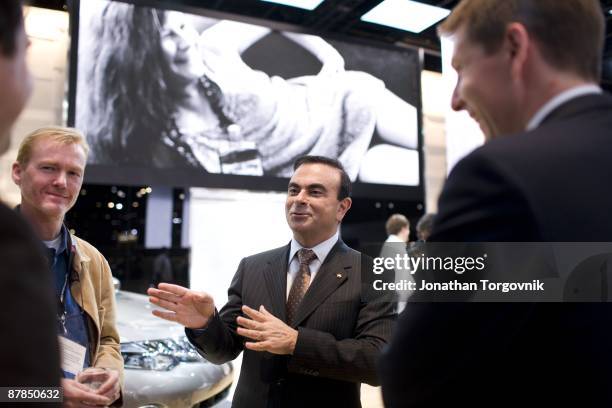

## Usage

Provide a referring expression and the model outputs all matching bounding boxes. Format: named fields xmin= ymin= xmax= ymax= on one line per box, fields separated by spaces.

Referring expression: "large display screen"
xmin=70 ymin=0 xmax=423 ymax=199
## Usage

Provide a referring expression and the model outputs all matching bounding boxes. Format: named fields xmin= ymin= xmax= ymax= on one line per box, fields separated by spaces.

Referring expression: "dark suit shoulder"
xmin=475 ymin=92 xmax=612 ymax=173
xmin=0 ymin=203 xmax=61 ymax=391
xmin=332 ymin=240 xmax=360 ymax=257
xmin=432 ymin=143 xmax=538 ymax=241
xmin=475 ymin=93 xmax=612 ymax=240
xmin=433 ymin=92 xmax=612 ymax=241
xmin=0 ymin=203 xmax=51 ymax=268
xmin=0 ymin=202 xmax=39 ymax=243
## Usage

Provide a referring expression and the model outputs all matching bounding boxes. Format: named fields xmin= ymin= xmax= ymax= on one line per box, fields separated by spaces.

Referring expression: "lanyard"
xmin=57 ymin=259 xmax=70 ymax=334
xmin=57 ymin=243 xmax=80 ymax=335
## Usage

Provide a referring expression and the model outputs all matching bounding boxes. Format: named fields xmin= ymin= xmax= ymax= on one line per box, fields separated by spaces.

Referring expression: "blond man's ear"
xmin=11 ymin=161 xmax=22 ymax=186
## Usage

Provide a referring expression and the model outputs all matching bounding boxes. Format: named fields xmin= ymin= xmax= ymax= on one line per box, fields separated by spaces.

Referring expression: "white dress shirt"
xmin=384 ymin=234 xmax=405 ymax=243
xmin=286 ymin=230 xmax=339 ymax=299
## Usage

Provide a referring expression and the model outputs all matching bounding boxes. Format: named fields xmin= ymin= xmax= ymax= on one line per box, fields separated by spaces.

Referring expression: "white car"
xmin=114 ymin=282 xmax=233 ymax=408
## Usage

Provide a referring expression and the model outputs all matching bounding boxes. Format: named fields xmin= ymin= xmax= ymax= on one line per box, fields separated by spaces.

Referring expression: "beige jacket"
xmin=69 ymin=234 xmax=124 ymax=386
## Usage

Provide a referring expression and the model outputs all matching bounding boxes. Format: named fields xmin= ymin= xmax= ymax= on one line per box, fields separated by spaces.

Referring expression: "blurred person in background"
xmin=383 ymin=213 xmax=410 ymax=245
xmin=12 ymin=126 xmax=123 ymax=407
xmin=0 ymin=0 xmax=60 ymax=398
xmin=380 ymin=0 xmax=612 ymax=407
xmin=415 ymin=213 xmax=435 ymax=242
xmin=380 ymin=214 xmax=412 ymax=311
xmin=151 ymin=246 xmax=173 ymax=287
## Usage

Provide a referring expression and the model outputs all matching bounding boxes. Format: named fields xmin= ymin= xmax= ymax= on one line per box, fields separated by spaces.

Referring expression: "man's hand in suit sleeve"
xmin=147 ymin=283 xmax=215 ymax=329
xmin=237 ymin=305 xmax=298 ymax=355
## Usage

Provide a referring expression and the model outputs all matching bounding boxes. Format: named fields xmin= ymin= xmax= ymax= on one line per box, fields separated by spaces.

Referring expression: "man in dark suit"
xmin=148 ymin=156 xmax=395 ymax=408
xmin=380 ymin=0 xmax=612 ymax=407
xmin=0 ymin=0 xmax=61 ymax=397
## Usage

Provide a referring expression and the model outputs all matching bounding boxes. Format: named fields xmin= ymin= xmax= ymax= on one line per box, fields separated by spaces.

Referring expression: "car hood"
xmin=115 ymin=290 xmax=185 ymax=343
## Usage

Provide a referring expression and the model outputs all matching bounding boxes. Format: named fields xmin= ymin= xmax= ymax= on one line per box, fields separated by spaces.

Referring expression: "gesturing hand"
xmin=237 ymin=305 xmax=298 ymax=355
xmin=147 ymin=283 xmax=215 ymax=329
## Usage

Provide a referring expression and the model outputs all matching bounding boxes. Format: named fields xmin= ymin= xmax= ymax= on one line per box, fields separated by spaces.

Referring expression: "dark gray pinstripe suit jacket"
xmin=187 ymin=239 xmax=396 ymax=408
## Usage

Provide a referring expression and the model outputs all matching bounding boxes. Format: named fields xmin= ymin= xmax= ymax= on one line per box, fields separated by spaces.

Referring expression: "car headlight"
xmin=121 ymin=336 xmax=204 ymax=371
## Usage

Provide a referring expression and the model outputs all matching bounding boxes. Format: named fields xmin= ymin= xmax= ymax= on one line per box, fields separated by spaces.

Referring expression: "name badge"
xmin=58 ymin=336 xmax=86 ymax=376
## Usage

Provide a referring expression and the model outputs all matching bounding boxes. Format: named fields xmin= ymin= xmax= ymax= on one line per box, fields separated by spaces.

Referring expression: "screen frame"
xmin=67 ymin=0 xmax=425 ymax=202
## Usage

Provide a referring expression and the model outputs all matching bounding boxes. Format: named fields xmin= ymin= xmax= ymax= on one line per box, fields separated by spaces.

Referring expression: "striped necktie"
xmin=287 ymin=248 xmax=317 ymax=325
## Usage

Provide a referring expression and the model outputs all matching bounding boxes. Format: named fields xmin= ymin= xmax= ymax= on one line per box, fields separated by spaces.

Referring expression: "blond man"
xmin=12 ymin=126 xmax=123 ymax=407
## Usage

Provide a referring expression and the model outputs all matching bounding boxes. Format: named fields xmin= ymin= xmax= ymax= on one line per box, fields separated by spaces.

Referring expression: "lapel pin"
xmin=336 ymin=273 xmax=342 ymax=279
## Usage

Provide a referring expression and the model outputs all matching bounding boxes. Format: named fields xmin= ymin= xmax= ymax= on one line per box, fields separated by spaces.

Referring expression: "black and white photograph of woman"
xmin=76 ymin=0 xmax=420 ymax=186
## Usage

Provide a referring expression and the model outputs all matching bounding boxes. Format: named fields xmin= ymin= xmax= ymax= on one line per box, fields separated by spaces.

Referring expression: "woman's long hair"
xmin=80 ymin=3 xmax=176 ymax=164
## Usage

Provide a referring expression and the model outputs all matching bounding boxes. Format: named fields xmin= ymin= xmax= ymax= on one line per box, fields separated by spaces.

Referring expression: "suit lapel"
xmin=291 ymin=241 xmax=351 ymax=327
xmin=263 ymin=244 xmax=290 ymax=322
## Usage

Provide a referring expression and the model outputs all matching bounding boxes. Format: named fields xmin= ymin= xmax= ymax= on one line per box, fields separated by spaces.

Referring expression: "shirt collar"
xmin=526 ymin=84 xmax=602 ymax=131
xmin=56 ymin=225 xmax=69 ymax=255
xmin=289 ymin=229 xmax=340 ymax=266
xmin=386 ymin=234 xmax=405 ymax=243
xmin=42 ymin=224 xmax=68 ymax=255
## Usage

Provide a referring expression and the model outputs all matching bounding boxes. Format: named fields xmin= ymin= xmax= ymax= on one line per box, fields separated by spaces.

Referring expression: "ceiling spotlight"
xmin=361 ymin=0 xmax=450 ymax=33
xmin=259 ymin=0 xmax=324 ymax=11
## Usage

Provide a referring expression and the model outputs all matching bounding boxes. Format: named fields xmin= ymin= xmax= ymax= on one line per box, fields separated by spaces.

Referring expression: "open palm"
xmin=147 ymin=283 xmax=215 ymax=329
